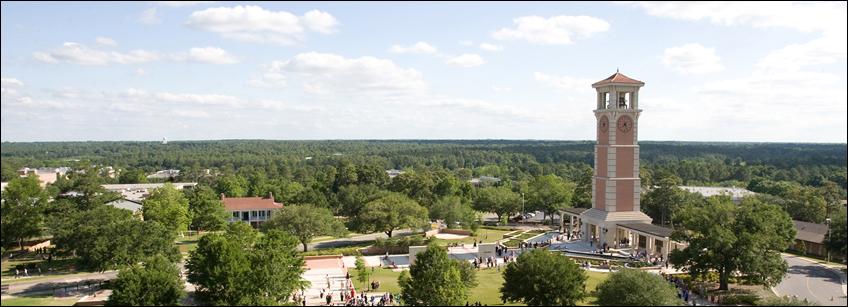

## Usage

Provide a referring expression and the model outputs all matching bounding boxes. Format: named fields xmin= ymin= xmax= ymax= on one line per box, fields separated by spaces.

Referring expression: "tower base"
xmin=578 ymin=209 xmax=652 ymax=247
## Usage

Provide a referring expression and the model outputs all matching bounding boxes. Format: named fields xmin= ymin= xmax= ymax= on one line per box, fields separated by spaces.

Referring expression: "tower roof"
xmin=592 ymin=71 xmax=644 ymax=87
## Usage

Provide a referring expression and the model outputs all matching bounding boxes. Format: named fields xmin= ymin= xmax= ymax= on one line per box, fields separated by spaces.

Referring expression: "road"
xmin=307 ymin=229 xmax=415 ymax=250
xmin=774 ymin=254 xmax=846 ymax=306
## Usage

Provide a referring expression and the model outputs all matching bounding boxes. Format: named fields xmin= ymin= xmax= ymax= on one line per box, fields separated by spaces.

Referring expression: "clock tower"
xmin=579 ymin=71 xmax=652 ymax=247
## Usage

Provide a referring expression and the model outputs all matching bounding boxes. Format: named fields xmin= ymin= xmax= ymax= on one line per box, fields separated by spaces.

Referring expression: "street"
xmin=774 ymin=254 xmax=847 ymax=306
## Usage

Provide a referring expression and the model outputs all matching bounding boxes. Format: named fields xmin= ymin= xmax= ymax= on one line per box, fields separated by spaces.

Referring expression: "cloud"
xmin=625 ymin=1 xmax=845 ymax=34
xmin=33 ymin=42 xmax=160 ymax=65
xmin=1 ymin=78 xmax=67 ymax=109
xmin=446 ymin=53 xmax=485 ymax=68
xmin=33 ymin=42 xmax=237 ymax=65
xmin=492 ymin=15 xmax=610 ymax=45
xmin=156 ymin=1 xmax=216 ymax=7
xmin=389 ymin=41 xmax=438 ymax=54
xmin=186 ymin=5 xmax=338 ymax=45
xmin=139 ymin=8 xmax=161 ymax=25
xmin=174 ymin=47 xmax=239 ymax=64
xmin=136 ymin=68 xmax=147 ymax=76
xmin=251 ymin=52 xmax=427 ymax=97
xmin=534 ymin=72 xmax=594 ymax=91
xmin=627 ymin=1 xmax=846 ymax=73
xmin=95 ymin=36 xmax=118 ymax=47
xmin=479 ymin=43 xmax=503 ymax=52
xmin=301 ymin=9 xmax=339 ymax=34
xmin=661 ymin=43 xmax=724 ymax=74
xmin=491 ymin=85 xmax=512 ymax=93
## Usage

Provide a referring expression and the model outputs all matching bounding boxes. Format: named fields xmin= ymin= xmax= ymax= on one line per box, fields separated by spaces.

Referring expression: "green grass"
xmin=0 ymin=294 xmax=79 ymax=306
xmin=431 ymin=228 xmax=514 ymax=247
xmin=348 ymin=266 xmax=610 ymax=306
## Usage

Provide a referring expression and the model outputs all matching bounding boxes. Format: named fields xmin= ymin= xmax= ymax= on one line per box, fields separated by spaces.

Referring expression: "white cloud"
xmin=757 ymin=35 xmax=846 ymax=72
xmin=1 ymin=78 xmax=67 ymax=109
xmin=136 ymin=68 xmax=147 ymax=76
xmin=534 ymin=72 xmax=594 ymax=91
xmin=625 ymin=1 xmax=845 ymax=34
xmin=492 ymin=15 xmax=610 ymax=45
xmin=156 ymin=1 xmax=215 ymax=7
xmin=301 ymin=9 xmax=339 ymax=34
xmin=248 ymin=72 xmax=287 ymax=89
xmin=479 ymin=43 xmax=503 ymax=52
xmin=33 ymin=42 xmax=160 ymax=65
xmin=174 ymin=47 xmax=239 ymax=64
xmin=491 ymin=85 xmax=512 ymax=93
xmin=661 ymin=43 xmax=724 ymax=74
xmin=1 ymin=78 xmax=24 ymax=89
xmin=389 ymin=42 xmax=438 ymax=54
xmin=628 ymin=1 xmax=846 ymax=73
xmin=95 ymin=37 xmax=118 ymax=47
xmin=139 ymin=8 xmax=162 ymax=25
xmin=33 ymin=42 xmax=238 ymax=65
xmin=186 ymin=5 xmax=338 ymax=45
xmin=446 ymin=53 xmax=485 ymax=68
xmin=252 ymin=52 xmax=427 ymax=96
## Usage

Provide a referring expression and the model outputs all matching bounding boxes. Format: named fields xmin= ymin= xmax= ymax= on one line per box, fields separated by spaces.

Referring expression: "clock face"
xmin=617 ymin=116 xmax=633 ymax=133
xmin=599 ymin=116 xmax=608 ymax=134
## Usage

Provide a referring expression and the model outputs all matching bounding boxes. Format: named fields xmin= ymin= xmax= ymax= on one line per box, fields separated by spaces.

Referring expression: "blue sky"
xmin=2 ymin=1 xmax=846 ymax=142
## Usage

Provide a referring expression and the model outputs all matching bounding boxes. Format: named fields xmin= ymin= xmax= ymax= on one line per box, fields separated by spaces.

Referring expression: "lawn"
xmin=348 ymin=266 xmax=610 ymax=306
xmin=0 ymin=294 xmax=79 ymax=306
xmin=431 ymin=228 xmax=514 ymax=247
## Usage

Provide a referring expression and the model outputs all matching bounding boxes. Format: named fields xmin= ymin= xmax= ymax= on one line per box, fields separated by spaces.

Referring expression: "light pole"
xmin=521 ymin=193 xmax=525 ymax=216
xmin=825 ymin=218 xmax=832 ymax=263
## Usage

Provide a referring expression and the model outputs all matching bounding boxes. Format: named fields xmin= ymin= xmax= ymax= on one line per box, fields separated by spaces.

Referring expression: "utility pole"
xmin=826 ymin=218 xmax=832 ymax=263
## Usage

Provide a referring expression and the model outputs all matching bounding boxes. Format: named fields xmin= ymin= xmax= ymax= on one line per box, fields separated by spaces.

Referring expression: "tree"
xmin=50 ymin=206 xmax=180 ymax=271
xmin=185 ymin=185 xmax=228 ymax=232
xmin=262 ymin=204 xmax=346 ymax=252
xmin=527 ymin=175 xmax=575 ymax=224
xmin=670 ymin=196 xmax=795 ymax=290
xmin=187 ymin=223 xmax=305 ymax=305
xmin=355 ymin=256 xmax=371 ymax=287
xmin=107 ymin=255 xmax=185 ymax=306
xmin=595 ymin=269 xmax=680 ymax=306
xmin=353 ymin=193 xmax=429 ymax=238
xmin=216 ymin=174 xmax=248 ymax=197
xmin=336 ymin=184 xmax=389 ymax=217
xmin=641 ymin=173 xmax=684 ymax=227
xmin=453 ymin=258 xmax=478 ymax=288
xmin=430 ymin=196 xmax=478 ymax=230
xmin=398 ymin=245 xmax=468 ymax=306
xmin=118 ymin=168 xmax=148 ymax=184
xmin=472 ymin=186 xmax=521 ymax=224
xmin=143 ymin=183 xmax=191 ymax=236
xmin=1 ymin=175 xmax=49 ymax=250
xmin=824 ymin=208 xmax=846 ymax=259
xmin=500 ymin=249 xmax=586 ymax=306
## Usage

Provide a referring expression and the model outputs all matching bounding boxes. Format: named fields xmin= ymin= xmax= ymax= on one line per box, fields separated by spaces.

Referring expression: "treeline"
xmin=2 ymin=140 xmax=845 ymax=185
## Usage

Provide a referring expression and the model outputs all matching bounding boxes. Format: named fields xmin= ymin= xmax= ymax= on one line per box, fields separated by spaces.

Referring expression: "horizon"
xmin=2 ymin=138 xmax=846 ymax=145
xmin=2 ymin=2 xmax=847 ymax=143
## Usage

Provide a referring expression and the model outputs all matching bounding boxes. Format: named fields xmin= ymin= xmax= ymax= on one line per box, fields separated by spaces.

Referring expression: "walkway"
xmin=1 ymin=271 xmax=117 ymax=296
xmin=307 ymin=229 xmax=414 ymax=250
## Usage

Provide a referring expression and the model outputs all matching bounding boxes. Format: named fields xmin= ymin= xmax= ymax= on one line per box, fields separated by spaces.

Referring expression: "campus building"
xmin=566 ymin=71 xmax=684 ymax=261
xmin=221 ymin=193 xmax=284 ymax=228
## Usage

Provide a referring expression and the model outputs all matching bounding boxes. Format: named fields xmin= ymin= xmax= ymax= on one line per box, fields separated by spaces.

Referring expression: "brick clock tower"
xmin=579 ymin=71 xmax=653 ymax=247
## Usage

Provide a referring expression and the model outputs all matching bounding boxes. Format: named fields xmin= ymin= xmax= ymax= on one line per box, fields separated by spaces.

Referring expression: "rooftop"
xmin=221 ymin=193 xmax=283 ymax=211
xmin=619 ymin=223 xmax=674 ymax=238
xmin=591 ymin=71 xmax=644 ymax=87
xmin=793 ymin=220 xmax=828 ymax=243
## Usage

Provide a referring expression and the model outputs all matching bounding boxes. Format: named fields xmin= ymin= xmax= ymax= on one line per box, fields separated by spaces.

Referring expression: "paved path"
xmin=1 ymin=271 xmax=117 ymax=295
xmin=774 ymin=254 xmax=847 ymax=306
xmin=307 ymin=229 xmax=414 ymax=250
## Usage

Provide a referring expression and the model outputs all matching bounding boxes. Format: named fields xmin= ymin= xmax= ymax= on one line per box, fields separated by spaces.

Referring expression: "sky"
xmin=1 ymin=1 xmax=846 ymax=142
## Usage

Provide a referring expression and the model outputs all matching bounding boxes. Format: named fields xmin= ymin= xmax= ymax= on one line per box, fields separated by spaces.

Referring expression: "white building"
xmin=222 ymin=193 xmax=284 ymax=228
xmin=102 ymin=182 xmax=197 ymax=201
xmin=678 ymin=186 xmax=756 ymax=204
